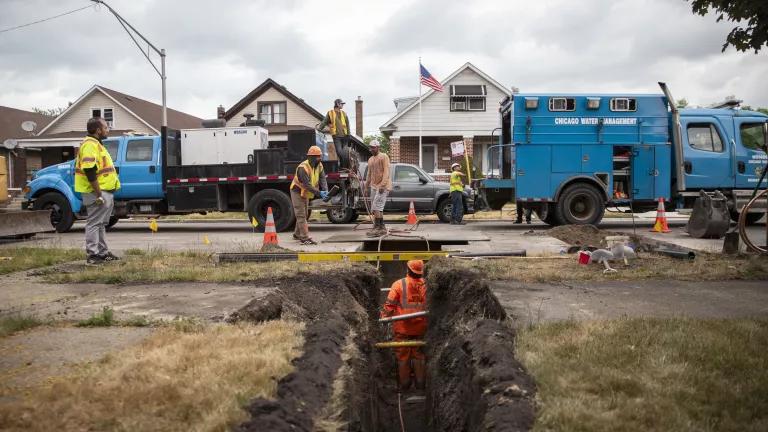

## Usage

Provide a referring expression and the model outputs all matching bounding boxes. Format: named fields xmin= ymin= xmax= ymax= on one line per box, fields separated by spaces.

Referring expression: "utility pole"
xmin=90 ymin=0 xmax=167 ymax=129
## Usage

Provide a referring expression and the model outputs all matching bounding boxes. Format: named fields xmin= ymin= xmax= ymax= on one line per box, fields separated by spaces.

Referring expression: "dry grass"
xmin=0 ymin=247 xmax=83 ymax=275
xmin=0 ymin=314 xmax=44 ymax=338
xmin=461 ymin=254 xmax=768 ymax=282
xmin=518 ymin=318 xmax=768 ymax=432
xmin=44 ymin=249 xmax=353 ymax=284
xmin=0 ymin=320 xmax=304 ymax=432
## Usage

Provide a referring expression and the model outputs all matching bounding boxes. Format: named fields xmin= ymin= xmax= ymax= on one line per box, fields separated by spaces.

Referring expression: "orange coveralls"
xmin=381 ymin=276 xmax=427 ymax=390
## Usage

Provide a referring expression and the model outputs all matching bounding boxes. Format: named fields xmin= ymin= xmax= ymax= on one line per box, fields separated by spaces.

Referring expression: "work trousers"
xmin=450 ymin=191 xmax=464 ymax=223
xmin=83 ymin=191 xmax=114 ymax=257
xmin=290 ymin=189 xmax=310 ymax=239
xmin=516 ymin=201 xmax=532 ymax=222
xmin=333 ymin=135 xmax=350 ymax=169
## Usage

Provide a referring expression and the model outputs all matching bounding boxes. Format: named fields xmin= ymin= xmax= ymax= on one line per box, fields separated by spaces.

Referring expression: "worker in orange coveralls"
xmin=381 ymin=260 xmax=428 ymax=391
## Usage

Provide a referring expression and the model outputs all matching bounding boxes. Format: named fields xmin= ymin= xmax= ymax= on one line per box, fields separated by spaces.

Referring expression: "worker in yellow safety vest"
xmin=317 ymin=98 xmax=351 ymax=168
xmin=74 ymin=117 xmax=121 ymax=265
xmin=289 ymin=145 xmax=328 ymax=245
xmin=449 ymin=163 xmax=466 ymax=225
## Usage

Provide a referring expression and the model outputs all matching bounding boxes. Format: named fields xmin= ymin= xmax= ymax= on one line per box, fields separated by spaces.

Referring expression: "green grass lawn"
xmin=0 ymin=247 xmax=83 ymax=275
xmin=518 ymin=318 xmax=768 ymax=432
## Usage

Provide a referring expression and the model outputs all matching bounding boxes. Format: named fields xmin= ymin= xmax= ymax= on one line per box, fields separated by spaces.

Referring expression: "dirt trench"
xmin=228 ymin=260 xmax=535 ymax=432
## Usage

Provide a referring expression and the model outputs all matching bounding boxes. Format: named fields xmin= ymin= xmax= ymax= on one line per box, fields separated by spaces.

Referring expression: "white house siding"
xmin=226 ymin=87 xmax=320 ymax=128
xmin=47 ymin=91 xmax=155 ymax=135
xmin=391 ymin=68 xmax=506 ymax=137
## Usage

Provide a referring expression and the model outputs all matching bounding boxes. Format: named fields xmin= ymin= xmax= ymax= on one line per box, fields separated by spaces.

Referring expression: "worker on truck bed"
xmin=365 ymin=139 xmax=391 ymax=237
xmin=381 ymin=260 xmax=428 ymax=391
xmin=289 ymin=145 xmax=328 ymax=245
xmin=449 ymin=163 xmax=466 ymax=225
xmin=317 ymin=98 xmax=351 ymax=168
xmin=75 ymin=117 xmax=121 ymax=265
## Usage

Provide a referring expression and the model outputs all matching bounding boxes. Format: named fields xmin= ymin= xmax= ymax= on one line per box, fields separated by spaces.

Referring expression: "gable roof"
xmin=224 ymin=78 xmax=323 ymax=121
xmin=380 ymin=62 xmax=511 ymax=130
xmin=38 ymin=85 xmax=202 ymax=135
xmin=0 ymin=106 xmax=53 ymax=142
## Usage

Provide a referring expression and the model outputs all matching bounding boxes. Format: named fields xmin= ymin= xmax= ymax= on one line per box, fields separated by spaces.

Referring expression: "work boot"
xmin=412 ymin=358 xmax=426 ymax=390
xmin=366 ymin=218 xmax=381 ymax=237
xmin=397 ymin=360 xmax=412 ymax=392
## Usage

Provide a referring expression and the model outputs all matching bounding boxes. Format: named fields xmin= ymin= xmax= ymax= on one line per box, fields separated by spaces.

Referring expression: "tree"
xmin=363 ymin=134 xmax=390 ymax=154
xmin=677 ymin=98 xmax=690 ymax=108
xmin=688 ymin=0 xmax=768 ymax=52
xmin=741 ymin=105 xmax=768 ymax=114
xmin=32 ymin=106 xmax=67 ymax=117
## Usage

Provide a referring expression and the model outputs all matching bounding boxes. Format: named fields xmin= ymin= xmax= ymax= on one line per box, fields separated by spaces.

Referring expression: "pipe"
xmin=378 ymin=311 xmax=428 ymax=323
xmin=375 ymin=341 xmax=425 ymax=349
xmin=655 ymin=248 xmax=695 ymax=260
xmin=449 ymin=250 xmax=526 ymax=258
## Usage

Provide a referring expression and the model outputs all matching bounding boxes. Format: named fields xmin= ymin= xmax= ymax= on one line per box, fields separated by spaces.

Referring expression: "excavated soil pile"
xmin=547 ymin=224 xmax=693 ymax=253
xmin=425 ymin=257 xmax=536 ymax=431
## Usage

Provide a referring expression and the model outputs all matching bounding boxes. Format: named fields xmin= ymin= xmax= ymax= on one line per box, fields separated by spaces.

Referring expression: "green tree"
xmin=364 ymin=134 xmax=390 ymax=154
xmin=677 ymin=98 xmax=690 ymax=108
xmin=688 ymin=0 xmax=768 ymax=52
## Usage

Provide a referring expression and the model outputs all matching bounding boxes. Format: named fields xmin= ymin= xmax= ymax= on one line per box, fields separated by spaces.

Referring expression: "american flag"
xmin=420 ymin=64 xmax=444 ymax=92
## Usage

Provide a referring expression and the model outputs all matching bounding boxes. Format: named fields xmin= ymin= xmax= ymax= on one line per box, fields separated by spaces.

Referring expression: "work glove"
xmin=320 ymin=191 xmax=329 ymax=200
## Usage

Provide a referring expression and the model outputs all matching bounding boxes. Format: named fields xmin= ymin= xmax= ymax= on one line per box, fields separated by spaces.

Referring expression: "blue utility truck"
xmin=22 ymin=127 xmax=369 ymax=232
xmin=477 ymin=83 xmax=767 ymax=225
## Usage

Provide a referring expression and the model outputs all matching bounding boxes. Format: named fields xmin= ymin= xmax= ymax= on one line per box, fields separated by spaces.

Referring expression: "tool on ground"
xmin=655 ymin=247 xmax=696 ymax=260
xmin=686 ymin=190 xmax=729 ymax=239
xmin=650 ymin=198 xmax=671 ymax=233
xmin=262 ymin=207 xmax=278 ymax=245
xmin=406 ymin=201 xmax=418 ymax=226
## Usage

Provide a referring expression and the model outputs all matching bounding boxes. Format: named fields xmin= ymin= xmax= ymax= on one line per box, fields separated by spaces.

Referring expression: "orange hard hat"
xmin=407 ymin=260 xmax=424 ymax=275
xmin=307 ymin=146 xmax=322 ymax=156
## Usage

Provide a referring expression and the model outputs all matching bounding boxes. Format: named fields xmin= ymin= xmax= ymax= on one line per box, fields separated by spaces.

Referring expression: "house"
xmin=0 ymin=106 xmax=53 ymax=192
xmin=14 ymin=85 xmax=202 ymax=178
xmin=380 ymin=62 xmax=512 ymax=179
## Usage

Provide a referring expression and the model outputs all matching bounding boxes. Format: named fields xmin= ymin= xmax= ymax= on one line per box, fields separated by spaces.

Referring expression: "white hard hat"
xmin=369 ymin=139 xmax=380 ymax=147
xmin=451 ymin=163 xmax=461 ymax=169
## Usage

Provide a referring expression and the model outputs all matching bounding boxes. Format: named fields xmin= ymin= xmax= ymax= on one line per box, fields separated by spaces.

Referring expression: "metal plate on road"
xmin=323 ymin=232 xmax=490 ymax=243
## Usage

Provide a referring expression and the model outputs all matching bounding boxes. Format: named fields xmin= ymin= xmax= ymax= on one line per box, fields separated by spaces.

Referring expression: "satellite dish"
xmin=3 ymin=139 xmax=18 ymax=150
xmin=21 ymin=121 xmax=37 ymax=133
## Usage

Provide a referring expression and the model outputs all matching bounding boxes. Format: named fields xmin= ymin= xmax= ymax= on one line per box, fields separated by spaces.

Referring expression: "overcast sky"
xmin=1 ymin=0 xmax=766 ymax=135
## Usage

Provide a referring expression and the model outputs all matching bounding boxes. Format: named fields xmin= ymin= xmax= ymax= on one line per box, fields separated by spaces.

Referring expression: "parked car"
xmin=326 ymin=162 xmax=475 ymax=224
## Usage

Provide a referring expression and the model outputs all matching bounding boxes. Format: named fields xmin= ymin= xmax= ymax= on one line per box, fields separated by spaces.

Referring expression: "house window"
xmin=450 ymin=85 xmax=486 ymax=112
xmin=548 ymin=97 xmax=575 ymax=112
xmin=687 ymin=124 xmax=724 ymax=152
xmin=610 ymin=98 xmax=637 ymax=112
xmin=257 ymin=102 xmax=287 ymax=124
xmin=91 ymin=108 xmax=115 ymax=127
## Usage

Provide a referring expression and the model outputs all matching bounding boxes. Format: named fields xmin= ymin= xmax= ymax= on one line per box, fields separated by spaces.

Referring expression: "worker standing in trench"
xmin=381 ymin=260 xmax=428 ymax=391
xmin=289 ymin=145 xmax=328 ymax=245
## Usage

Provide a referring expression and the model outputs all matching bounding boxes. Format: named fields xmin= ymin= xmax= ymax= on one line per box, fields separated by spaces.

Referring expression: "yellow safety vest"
xmin=450 ymin=171 xmax=463 ymax=192
xmin=290 ymin=160 xmax=323 ymax=199
xmin=327 ymin=109 xmax=348 ymax=136
xmin=75 ymin=136 xmax=120 ymax=193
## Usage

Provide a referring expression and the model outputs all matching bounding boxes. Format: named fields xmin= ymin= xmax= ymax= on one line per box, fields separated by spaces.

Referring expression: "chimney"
xmin=355 ymin=96 xmax=363 ymax=137
xmin=217 ymin=105 xmax=225 ymax=119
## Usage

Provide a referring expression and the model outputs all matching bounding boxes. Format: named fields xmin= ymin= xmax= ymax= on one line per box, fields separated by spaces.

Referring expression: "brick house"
xmin=380 ymin=62 xmax=511 ymax=179
xmin=13 ymin=85 xmax=201 ymax=181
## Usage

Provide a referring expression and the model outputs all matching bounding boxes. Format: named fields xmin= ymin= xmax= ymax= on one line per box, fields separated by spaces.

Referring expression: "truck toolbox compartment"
xmin=167 ymin=185 xmax=219 ymax=212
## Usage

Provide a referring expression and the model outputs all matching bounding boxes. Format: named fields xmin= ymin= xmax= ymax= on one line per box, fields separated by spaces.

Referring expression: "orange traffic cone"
xmin=650 ymin=198 xmax=671 ymax=233
xmin=406 ymin=201 xmax=418 ymax=225
xmin=263 ymin=207 xmax=279 ymax=245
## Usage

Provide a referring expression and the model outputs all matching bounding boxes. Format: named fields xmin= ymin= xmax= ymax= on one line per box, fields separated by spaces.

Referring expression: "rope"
xmin=397 ymin=392 xmax=406 ymax=432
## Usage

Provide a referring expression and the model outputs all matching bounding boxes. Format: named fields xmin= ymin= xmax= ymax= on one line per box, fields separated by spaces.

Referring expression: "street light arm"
xmin=90 ymin=0 xmax=161 ymax=55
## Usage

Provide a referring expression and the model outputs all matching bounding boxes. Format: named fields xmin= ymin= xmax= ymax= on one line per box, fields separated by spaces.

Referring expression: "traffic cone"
xmin=650 ymin=198 xmax=671 ymax=233
xmin=263 ymin=207 xmax=279 ymax=245
xmin=406 ymin=201 xmax=418 ymax=225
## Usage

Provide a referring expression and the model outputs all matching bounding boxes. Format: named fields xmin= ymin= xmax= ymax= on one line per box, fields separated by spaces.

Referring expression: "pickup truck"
xmin=325 ymin=162 xmax=475 ymax=224
xmin=23 ymin=128 xmax=366 ymax=232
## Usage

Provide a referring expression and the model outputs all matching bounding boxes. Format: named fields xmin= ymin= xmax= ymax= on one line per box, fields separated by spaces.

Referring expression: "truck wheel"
xmin=437 ymin=198 xmax=452 ymax=223
xmin=731 ymin=211 xmax=764 ymax=226
xmin=106 ymin=216 xmax=120 ymax=230
xmin=36 ymin=192 xmax=75 ymax=233
xmin=326 ymin=208 xmax=358 ymax=224
xmin=538 ymin=203 xmax=561 ymax=226
xmin=247 ymin=189 xmax=294 ymax=233
xmin=555 ymin=183 xmax=605 ymax=225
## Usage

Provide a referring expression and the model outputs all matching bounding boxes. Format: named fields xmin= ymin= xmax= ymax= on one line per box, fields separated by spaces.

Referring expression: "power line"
xmin=0 ymin=4 xmax=94 ymax=34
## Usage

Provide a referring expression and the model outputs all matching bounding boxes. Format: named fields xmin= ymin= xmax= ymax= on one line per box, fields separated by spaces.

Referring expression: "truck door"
xmin=680 ymin=117 xmax=734 ymax=190
xmin=115 ymin=137 xmax=162 ymax=199
xmin=733 ymin=118 xmax=767 ymax=189
xmin=390 ymin=165 xmax=434 ymax=212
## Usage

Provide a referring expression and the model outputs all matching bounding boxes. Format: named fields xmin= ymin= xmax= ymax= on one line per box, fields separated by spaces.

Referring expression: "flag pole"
xmin=418 ymin=57 xmax=423 ymax=170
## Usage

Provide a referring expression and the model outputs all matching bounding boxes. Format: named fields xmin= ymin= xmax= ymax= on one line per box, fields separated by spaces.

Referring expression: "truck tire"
xmin=326 ymin=207 xmax=358 ymax=224
xmin=555 ymin=183 xmax=605 ymax=226
xmin=436 ymin=197 xmax=452 ymax=223
xmin=36 ymin=192 xmax=75 ymax=233
xmin=247 ymin=189 xmax=294 ymax=233
xmin=538 ymin=203 xmax=561 ymax=226
xmin=731 ymin=210 xmax=764 ymax=226
xmin=106 ymin=216 xmax=120 ymax=230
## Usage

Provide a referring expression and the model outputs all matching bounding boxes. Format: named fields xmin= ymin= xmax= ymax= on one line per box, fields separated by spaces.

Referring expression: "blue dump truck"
xmin=477 ymin=83 xmax=767 ymax=226
xmin=22 ymin=127 xmax=370 ymax=233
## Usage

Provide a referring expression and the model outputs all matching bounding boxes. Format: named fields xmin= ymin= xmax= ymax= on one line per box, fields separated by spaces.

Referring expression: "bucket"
xmin=578 ymin=251 xmax=591 ymax=265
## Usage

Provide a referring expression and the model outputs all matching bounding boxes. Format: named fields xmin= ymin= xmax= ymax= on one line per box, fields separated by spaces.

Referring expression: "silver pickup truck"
xmin=326 ymin=162 xmax=475 ymax=224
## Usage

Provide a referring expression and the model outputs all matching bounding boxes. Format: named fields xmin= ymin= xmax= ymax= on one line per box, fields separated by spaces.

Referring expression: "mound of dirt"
xmin=547 ymin=224 xmax=694 ymax=253
xmin=425 ymin=257 xmax=536 ymax=431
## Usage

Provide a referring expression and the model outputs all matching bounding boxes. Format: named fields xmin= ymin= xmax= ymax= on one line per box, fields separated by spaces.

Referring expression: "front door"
xmin=733 ymin=118 xmax=767 ymax=189
xmin=115 ymin=137 xmax=162 ymax=199
xmin=421 ymin=144 xmax=436 ymax=174
xmin=680 ymin=117 xmax=734 ymax=190
xmin=390 ymin=165 xmax=434 ymax=212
